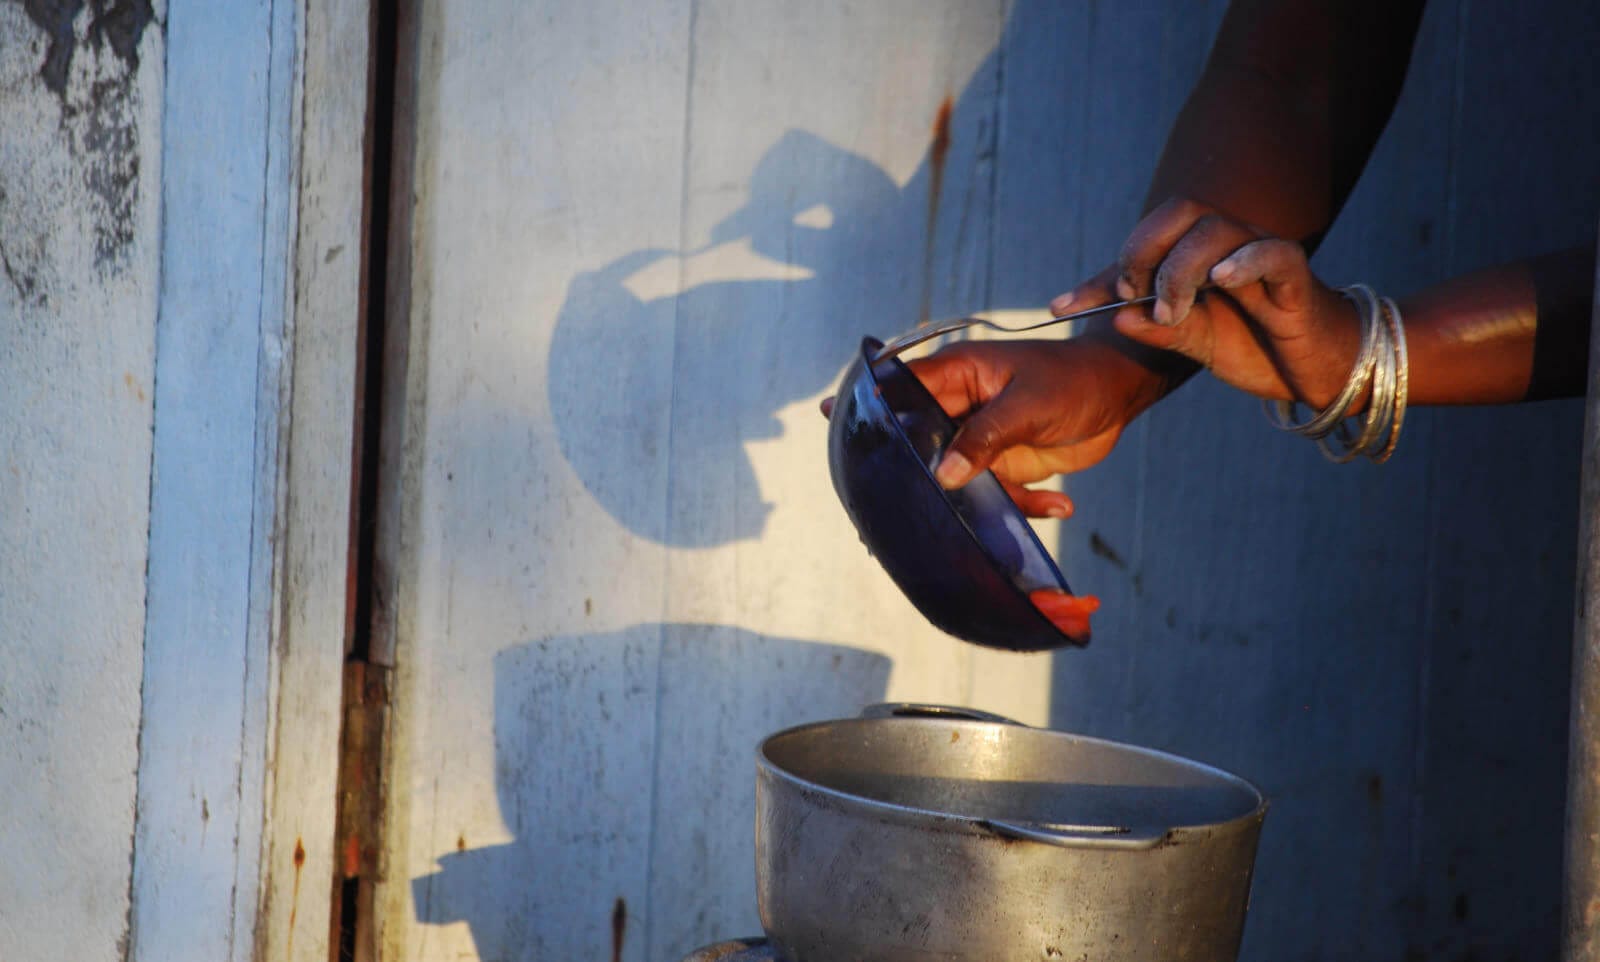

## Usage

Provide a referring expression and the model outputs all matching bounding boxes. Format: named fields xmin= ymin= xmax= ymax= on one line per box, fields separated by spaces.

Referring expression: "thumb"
xmin=933 ymin=390 xmax=1042 ymax=489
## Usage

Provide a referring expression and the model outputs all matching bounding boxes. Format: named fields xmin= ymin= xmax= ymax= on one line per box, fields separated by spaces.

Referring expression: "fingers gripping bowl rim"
xmin=827 ymin=336 xmax=1086 ymax=651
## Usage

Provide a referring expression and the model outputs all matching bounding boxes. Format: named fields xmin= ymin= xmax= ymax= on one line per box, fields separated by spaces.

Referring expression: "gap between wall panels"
xmin=330 ymin=0 xmax=420 ymax=959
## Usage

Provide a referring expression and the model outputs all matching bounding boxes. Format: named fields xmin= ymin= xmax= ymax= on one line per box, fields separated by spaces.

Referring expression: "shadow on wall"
xmin=411 ymin=624 xmax=891 ymax=961
xmin=430 ymin=0 xmax=1594 ymax=958
xmin=546 ymin=96 xmax=996 ymax=547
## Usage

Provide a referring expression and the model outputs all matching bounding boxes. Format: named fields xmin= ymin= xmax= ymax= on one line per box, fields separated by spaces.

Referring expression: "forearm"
xmin=1085 ymin=0 xmax=1426 ymax=391
xmin=1147 ymin=0 xmax=1424 ymax=241
xmin=1396 ymin=245 xmax=1594 ymax=406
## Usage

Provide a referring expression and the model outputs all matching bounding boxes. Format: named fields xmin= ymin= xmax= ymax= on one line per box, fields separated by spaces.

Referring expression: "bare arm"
xmin=1144 ymin=0 xmax=1425 ymax=240
xmin=925 ymin=0 xmax=1430 ymax=490
xmin=1100 ymin=212 xmax=1594 ymax=413
xmin=1078 ymin=0 xmax=1429 ymax=395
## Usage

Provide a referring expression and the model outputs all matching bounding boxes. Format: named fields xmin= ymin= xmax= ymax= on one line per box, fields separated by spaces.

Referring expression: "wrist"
xmin=1074 ymin=321 xmax=1202 ymax=411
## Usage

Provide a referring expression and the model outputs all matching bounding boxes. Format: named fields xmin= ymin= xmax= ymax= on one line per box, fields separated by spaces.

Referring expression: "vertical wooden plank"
xmin=971 ymin=0 xmax=1099 ymax=724
xmin=646 ymin=625 xmax=893 ymax=956
xmin=1038 ymin=0 xmax=1236 ymax=756
xmin=1407 ymin=1 xmax=1599 ymax=957
xmin=1566 ymin=230 xmax=1600 ymax=962
xmin=1021 ymin=0 xmax=1594 ymax=959
xmin=251 ymin=0 xmax=370 ymax=959
xmin=0 ymin=3 xmax=163 ymax=961
xmin=658 ymin=0 xmax=1012 ymax=695
xmin=382 ymin=3 xmax=692 ymax=959
xmin=131 ymin=0 xmax=298 ymax=958
xmin=382 ymin=0 xmax=1058 ymax=957
xmin=233 ymin=0 xmax=303 ymax=956
xmin=1136 ymin=3 xmax=1453 ymax=955
xmin=647 ymin=3 xmax=1013 ymax=955
xmin=1023 ymin=0 xmax=1446 ymax=956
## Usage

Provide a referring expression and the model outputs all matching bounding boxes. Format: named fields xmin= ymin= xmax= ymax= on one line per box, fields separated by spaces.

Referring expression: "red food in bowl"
xmin=1028 ymin=590 xmax=1101 ymax=638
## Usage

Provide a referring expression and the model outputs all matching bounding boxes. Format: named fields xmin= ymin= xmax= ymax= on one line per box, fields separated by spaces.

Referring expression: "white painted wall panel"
xmin=253 ymin=0 xmax=370 ymax=958
xmin=386 ymin=3 xmax=693 ymax=959
xmin=0 ymin=4 xmax=163 ymax=960
xmin=386 ymin=2 xmax=1052 ymax=960
xmin=385 ymin=0 xmax=1598 ymax=959
xmin=130 ymin=0 xmax=291 ymax=956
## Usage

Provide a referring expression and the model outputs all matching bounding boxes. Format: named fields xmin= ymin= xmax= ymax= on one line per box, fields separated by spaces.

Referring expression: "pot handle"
xmin=859 ymin=703 xmax=1026 ymax=726
xmin=978 ymin=818 xmax=1167 ymax=851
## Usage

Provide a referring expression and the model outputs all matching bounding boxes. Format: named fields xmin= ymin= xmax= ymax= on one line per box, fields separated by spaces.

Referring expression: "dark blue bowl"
xmin=827 ymin=337 xmax=1086 ymax=651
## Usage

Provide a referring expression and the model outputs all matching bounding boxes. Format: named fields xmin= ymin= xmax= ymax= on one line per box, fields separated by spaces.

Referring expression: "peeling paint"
xmin=0 ymin=3 xmax=160 ymax=959
xmin=0 ymin=181 xmax=47 ymax=305
xmin=19 ymin=0 xmax=81 ymax=94
xmin=0 ymin=217 xmax=39 ymax=302
xmin=6 ymin=0 xmax=158 ymax=272
xmin=18 ymin=0 xmax=154 ymax=95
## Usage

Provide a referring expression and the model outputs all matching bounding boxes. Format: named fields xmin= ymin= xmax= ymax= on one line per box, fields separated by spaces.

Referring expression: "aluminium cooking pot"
xmin=755 ymin=704 xmax=1267 ymax=962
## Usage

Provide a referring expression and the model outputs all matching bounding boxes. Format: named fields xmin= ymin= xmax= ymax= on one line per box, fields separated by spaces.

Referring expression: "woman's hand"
xmin=1092 ymin=197 xmax=1364 ymax=409
xmin=901 ymin=326 xmax=1176 ymax=512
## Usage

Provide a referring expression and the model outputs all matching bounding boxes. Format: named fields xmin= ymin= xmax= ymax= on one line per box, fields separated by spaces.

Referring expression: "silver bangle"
xmin=1263 ymin=284 xmax=1380 ymax=439
xmin=1373 ymin=295 xmax=1408 ymax=463
xmin=1320 ymin=290 xmax=1394 ymax=462
xmin=1263 ymin=283 xmax=1409 ymax=464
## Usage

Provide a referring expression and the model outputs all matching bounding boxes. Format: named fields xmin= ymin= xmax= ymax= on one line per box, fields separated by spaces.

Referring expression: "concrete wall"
xmin=0 ymin=3 xmax=163 ymax=959
xmin=0 ymin=2 xmax=360 ymax=960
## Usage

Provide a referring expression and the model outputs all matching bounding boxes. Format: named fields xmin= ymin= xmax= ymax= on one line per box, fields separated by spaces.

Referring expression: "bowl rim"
xmin=853 ymin=336 xmax=1083 ymax=646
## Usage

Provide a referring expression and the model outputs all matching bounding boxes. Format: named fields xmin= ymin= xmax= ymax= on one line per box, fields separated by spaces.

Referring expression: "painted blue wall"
xmin=1029 ymin=2 xmax=1597 ymax=959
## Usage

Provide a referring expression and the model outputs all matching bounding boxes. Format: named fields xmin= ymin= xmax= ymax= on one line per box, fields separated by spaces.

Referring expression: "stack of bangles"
xmin=1263 ymin=283 xmax=1410 ymax=463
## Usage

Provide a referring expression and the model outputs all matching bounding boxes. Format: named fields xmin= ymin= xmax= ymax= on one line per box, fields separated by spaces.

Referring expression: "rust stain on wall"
xmin=286 ymin=837 xmax=306 ymax=958
xmin=919 ymin=94 xmax=954 ymax=325
xmin=610 ymin=897 xmax=627 ymax=962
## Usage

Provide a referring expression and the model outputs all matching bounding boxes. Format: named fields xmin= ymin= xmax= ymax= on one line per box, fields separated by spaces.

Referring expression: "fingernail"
xmin=1210 ymin=260 xmax=1236 ymax=285
xmin=1116 ymin=276 xmax=1136 ymax=300
xmin=1049 ymin=292 xmax=1075 ymax=315
xmin=1046 ymin=505 xmax=1070 ymax=519
xmin=935 ymin=450 xmax=971 ymax=488
xmin=1152 ymin=300 xmax=1173 ymax=326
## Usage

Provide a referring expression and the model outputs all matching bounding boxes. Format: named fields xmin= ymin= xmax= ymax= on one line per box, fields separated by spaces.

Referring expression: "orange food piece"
xmin=1028 ymin=590 xmax=1100 ymax=639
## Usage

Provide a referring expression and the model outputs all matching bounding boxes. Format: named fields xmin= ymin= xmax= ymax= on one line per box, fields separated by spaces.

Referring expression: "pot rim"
xmin=756 ymin=714 xmax=1269 ymax=842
